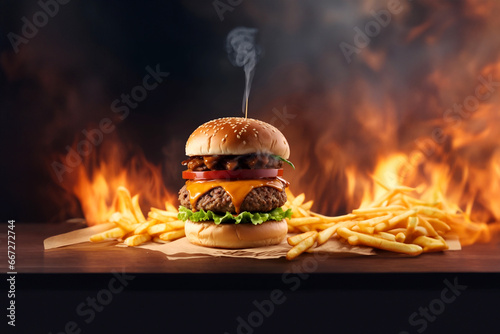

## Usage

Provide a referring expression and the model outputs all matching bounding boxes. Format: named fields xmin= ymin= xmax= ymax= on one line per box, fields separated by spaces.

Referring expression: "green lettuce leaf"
xmin=178 ymin=206 xmax=292 ymax=225
xmin=271 ymin=155 xmax=295 ymax=169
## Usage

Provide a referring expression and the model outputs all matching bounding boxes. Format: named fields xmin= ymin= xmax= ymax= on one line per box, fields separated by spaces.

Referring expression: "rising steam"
xmin=225 ymin=27 xmax=261 ymax=117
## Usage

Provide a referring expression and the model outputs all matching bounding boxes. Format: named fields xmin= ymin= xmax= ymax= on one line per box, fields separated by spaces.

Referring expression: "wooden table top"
xmin=2 ymin=222 xmax=499 ymax=274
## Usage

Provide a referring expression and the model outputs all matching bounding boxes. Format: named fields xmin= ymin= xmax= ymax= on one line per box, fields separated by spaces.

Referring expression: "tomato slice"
xmin=182 ymin=169 xmax=284 ymax=180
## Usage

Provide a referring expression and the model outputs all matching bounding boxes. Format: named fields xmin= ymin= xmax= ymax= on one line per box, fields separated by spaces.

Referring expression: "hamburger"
xmin=178 ymin=117 xmax=293 ymax=248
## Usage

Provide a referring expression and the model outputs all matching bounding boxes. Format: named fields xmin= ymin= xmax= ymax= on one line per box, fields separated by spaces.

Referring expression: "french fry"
xmin=361 ymin=213 xmax=394 ymax=227
xmin=290 ymin=206 xmax=304 ymax=218
xmin=286 ymin=233 xmax=317 ymax=260
xmin=151 ymin=207 xmax=179 ymax=217
xmin=153 ymin=237 xmax=168 ymax=244
xmin=124 ymin=233 xmax=151 ymax=247
xmin=383 ymin=210 xmax=417 ymax=230
xmin=426 ymin=218 xmax=451 ymax=233
xmin=317 ymin=224 xmax=338 ymax=245
xmin=149 ymin=211 xmax=177 ymax=223
xmin=301 ymin=200 xmax=314 ymax=211
xmin=90 ymin=227 xmax=126 ymax=242
xmin=147 ymin=223 xmax=171 ymax=236
xmin=297 ymin=207 xmax=310 ymax=218
xmin=413 ymin=236 xmax=448 ymax=252
xmin=386 ymin=228 xmax=407 ymax=235
xmin=375 ymin=232 xmax=396 ymax=241
xmin=417 ymin=216 xmax=439 ymax=237
xmin=406 ymin=216 xmax=419 ymax=240
xmin=413 ymin=206 xmax=448 ymax=220
xmin=357 ymin=225 xmax=375 ymax=234
xmin=292 ymin=193 xmax=305 ymax=206
xmin=309 ymin=223 xmax=336 ymax=230
xmin=309 ymin=212 xmax=356 ymax=223
xmin=412 ymin=226 xmax=429 ymax=238
xmin=369 ymin=188 xmax=398 ymax=207
xmin=116 ymin=186 xmax=136 ymax=222
xmin=352 ymin=206 xmax=405 ymax=215
xmin=131 ymin=195 xmax=146 ymax=224
xmin=109 ymin=212 xmax=136 ymax=232
xmin=165 ymin=202 xmax=178 ymax=213
xmin=134 ymin=219 xmax=159 ymax=235
xmin=167 ymin=220 xmax=185 ymax=230
xmin=285 ymin=188 xmax=295 ymax=202
xmin=159 ymin=229 xmax=185 ymax=241
xmin=296 ymin=225 xmax=312 ymax=232
xmin=337 ymin=227 xmax=423 ymax=256
xmin=147 ymin=221 xmax=183 ymax=236
xmin=287 ymin=231 xmax=316 ymax=246
xmin=287 ymin=217 xmax=322 ymax=226
xmin=395 ymin=232 xmax=406 ymax=243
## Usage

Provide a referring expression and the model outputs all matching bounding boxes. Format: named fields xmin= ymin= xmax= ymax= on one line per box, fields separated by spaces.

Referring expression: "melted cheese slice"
xmin=185 ymin=179 xmax=285 ymax=214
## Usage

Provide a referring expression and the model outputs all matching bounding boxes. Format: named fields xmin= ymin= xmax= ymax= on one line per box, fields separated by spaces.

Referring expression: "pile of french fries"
xmin=88 ymin=184 xmax=490 ymax=259
xmin=89 ymin=187 xmax=185 ymax=246
xmin=283 ymin=185 xmax=491 ymax=260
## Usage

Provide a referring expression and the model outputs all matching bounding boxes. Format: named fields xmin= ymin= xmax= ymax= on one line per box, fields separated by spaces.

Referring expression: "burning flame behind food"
xmin=70 ymin=129 xmax=498 ymax=256
xmin=53 ymin=138 xmax=177 ymax=226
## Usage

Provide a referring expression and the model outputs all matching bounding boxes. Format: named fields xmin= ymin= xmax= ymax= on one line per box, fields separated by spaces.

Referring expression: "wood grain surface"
xmin=1 ymin=223 xmax=499 ymax=273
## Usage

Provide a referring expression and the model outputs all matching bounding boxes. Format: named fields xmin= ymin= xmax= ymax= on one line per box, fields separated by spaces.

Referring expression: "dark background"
xmin=2 ymin=0 xmax=498 ymax=222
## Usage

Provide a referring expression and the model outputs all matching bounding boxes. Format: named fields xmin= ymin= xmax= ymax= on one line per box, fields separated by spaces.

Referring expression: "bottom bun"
xmin=184 ymin=219 xmax=288 ymax=249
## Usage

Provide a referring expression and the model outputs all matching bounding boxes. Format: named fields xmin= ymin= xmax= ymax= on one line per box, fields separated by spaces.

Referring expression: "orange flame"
xmin=54 ymin=137 xmax=176 ymax=226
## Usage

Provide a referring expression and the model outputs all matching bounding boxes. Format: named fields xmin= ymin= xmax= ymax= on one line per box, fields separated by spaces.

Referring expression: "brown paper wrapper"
xmin=135 ymin=235 xmax=374 ymax=260
xmin=44 ymin=224 xmax=460 ymax=259
xmin=44 ymin=222 xmax=116 ymax=249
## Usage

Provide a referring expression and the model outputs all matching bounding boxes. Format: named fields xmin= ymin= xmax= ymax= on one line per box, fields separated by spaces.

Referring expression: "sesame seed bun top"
xmin=185 ymin=117 xmax=290 ymax=158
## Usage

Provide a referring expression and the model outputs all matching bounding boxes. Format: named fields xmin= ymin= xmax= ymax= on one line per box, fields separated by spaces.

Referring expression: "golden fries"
xmin=159 ymin=229 xmax=186 ymax=242
xmin=88 ymin=181 xmax=486 ymax=259
xmin=287 ymin=231 xmax=316 ymax=246
xmin=281 ymin=181 xmax=486 ymax=259
xmin=124 ymin=234 xmax=151 ymax=247
xmin=287 ymin=217 xmax=321 ymax=226
xmin=91 ymin=188 xmax=184 ymax=247
xmin=338 ymin=227 xmax=423 ymax=256
xmin=90 ymin=227 xmax=126 ymax=242
xmin=286 ymin=232 xmax=317 ymax=260
xmin=147 ymin=221 xmax=185 ymax=236
xmin=131 ymin=195 xmax=146 ymax=224
xmin=134 ymin=220 xmax=158 ymax=235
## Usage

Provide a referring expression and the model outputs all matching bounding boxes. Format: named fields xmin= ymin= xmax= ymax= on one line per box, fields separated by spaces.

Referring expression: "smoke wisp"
xmin=225 ymin=27 xmax=261 ymax=116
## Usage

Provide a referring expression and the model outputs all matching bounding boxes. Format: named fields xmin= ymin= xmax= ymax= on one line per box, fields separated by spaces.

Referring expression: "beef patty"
xmin=178 ymin=185 xmax=287 ymax=213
